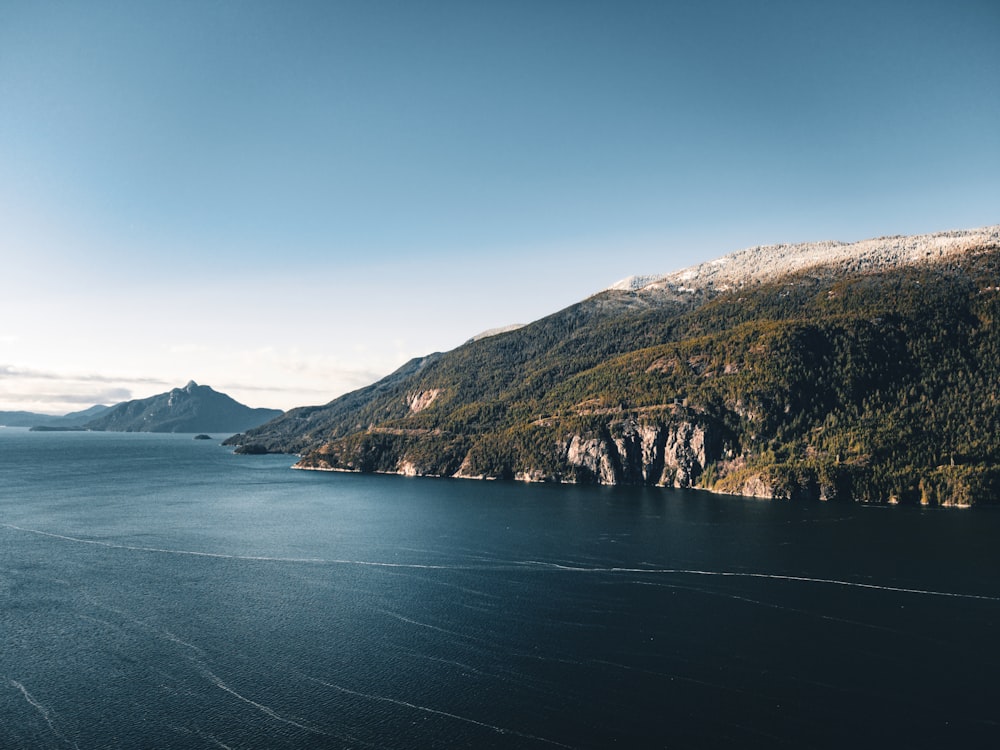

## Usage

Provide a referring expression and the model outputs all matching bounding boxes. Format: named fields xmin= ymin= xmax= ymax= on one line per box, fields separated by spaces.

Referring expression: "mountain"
xmin=225 ymin=226 xmax=1000 ymax=506
xmin=1 ymin=411 xmax=61 ymax=428
xmin=82 ymin=382 xmax=282 ymax=433
xmin=2 ymin=404 xmax=111 ymax=428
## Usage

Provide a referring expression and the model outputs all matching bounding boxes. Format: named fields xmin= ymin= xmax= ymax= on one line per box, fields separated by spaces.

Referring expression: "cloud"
xmin=0 ymin=350 xmax=395 ymax=413
xmin=0 ymin=367 xmax=156 ymax=412
xmin=0 ymin=365 xmax=168 ymax=385
xmin=215 ymin=382 xmax=321 ymax=393
xmin=222 ymin=348 xmax=391 ymax=392
xmin=0 ymin=388 xmax=132 ymax=406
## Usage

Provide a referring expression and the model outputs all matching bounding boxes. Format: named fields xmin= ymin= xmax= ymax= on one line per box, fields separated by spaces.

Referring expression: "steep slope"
xmin=225 ymin=354 xmax=445 ymax=454
xmin=225 ymin=290 xmax=696 ymax=454
xmin=85 ymin=381 xmax=282 ymax=433
xmin=228 ymin=226 xmax=1000 ymax=505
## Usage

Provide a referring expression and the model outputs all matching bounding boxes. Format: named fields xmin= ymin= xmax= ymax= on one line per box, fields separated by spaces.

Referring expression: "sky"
xmin=1 ymin=0 xmax=998 ymax=414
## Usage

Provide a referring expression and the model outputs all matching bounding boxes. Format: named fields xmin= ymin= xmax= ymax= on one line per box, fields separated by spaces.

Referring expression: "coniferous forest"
xmin=227 ymin=239 xmax=1000 ymax=506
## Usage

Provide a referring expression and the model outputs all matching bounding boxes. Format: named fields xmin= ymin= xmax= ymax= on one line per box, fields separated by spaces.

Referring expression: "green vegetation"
xmin=229 ymin=248 xmax=1000 ymax=505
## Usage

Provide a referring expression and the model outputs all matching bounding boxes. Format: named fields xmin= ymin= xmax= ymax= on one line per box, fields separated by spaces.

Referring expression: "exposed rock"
xmin=515 ymin=469 xmax=548 ymax=483
xmin=406 ymin=389 xmax=441 ymax=413
xmin=564 ymin=419 xmax=722 ymax=488
xmin=723 ymin=473 xmax=777 ymax=500
xmin=665 ymin=422 xmax=716 ymax=487
xmin=564 ymin=434 xmax=618 ymax=484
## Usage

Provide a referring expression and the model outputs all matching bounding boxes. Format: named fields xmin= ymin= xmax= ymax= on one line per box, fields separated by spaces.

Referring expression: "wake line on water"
xmin=73 ymin=590 xmax=207 ymax=656
xmin=515 ymin=561 xmax=1000 ymax=602
xmin=0 ymin=523 xmax=454 ymax=567
xmin=7 ymin=679 xmax=79 ymax=749
xmin=2 ymin=523 xmax=328 ymax=563
xmin=5 ymin=522 xmax=997 ymax=602
xmin=300 ymin=675 xmax=573 ymax=748
xmin=376 ymin=608 xmax=469 ymax=639
xmin=201 ymin=668 xmax=328 ymax=737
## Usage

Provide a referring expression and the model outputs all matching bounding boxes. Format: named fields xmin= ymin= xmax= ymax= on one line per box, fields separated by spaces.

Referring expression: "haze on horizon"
xmin=1 ymin=0 xmax=997 ymax=415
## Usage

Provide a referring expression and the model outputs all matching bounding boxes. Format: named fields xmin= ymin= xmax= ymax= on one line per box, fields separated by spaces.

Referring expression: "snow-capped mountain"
xmin=609 ymin=225 xmax=1000 ymax=294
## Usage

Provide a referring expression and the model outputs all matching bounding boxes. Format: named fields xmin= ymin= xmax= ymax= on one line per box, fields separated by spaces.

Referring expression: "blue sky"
xmin=1 ymin=0 xmax=998 ymax=413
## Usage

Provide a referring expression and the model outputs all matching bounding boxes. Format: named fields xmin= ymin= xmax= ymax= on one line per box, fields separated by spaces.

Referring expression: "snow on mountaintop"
xmin=606 ymin=274 xmax=669 ymax=292
xmin=607 ymin=226 xmax=1000 ymax=294
xmin=466 ymin=323 xmax=527 ymax=343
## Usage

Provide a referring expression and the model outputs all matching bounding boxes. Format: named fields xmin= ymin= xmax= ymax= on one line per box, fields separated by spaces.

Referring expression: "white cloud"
xmin=0 ymin=365 xmax=168 ymax=385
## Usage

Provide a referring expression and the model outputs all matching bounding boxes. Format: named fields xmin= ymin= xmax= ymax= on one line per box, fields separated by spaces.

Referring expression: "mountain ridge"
xmin=608 ymin=225 xmax=999 ymax=293
xmin=226 ymin=225 xmax=1000 ymax=506
xmin=75 ymin=381 xmax=282 ymax=433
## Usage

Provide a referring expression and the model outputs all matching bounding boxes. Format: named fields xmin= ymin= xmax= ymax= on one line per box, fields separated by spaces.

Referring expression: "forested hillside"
xmin=227 ymin=229 xmax=1000 ymax=505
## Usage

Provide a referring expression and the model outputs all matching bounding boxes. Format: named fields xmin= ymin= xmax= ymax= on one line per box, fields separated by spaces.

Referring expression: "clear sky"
xmin=1 ymin=0 xmax=998 ymax=414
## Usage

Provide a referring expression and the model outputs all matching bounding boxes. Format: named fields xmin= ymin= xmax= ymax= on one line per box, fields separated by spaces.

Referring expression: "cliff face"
xmin=561 ymin=419 xmax=721 ymax=487
xmin=296 ymin=417 xmax=727 ymax=489
xmin=231 ymin=226 xmax=1000 ymax=505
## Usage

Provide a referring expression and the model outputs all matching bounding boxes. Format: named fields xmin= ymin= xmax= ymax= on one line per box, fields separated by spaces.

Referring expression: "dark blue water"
xmin=1 ymin=429 xmax=998 ymax=749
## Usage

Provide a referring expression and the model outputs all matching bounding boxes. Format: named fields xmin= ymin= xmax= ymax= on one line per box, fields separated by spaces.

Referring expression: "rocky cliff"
xmin=297 ymin=416 xmax=728 ymax=489
xmin=559 ymin=418 xmax=723 ymax=487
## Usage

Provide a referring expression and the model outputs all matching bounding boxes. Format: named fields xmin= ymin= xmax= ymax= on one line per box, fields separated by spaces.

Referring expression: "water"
xmin=1 ymin=429 xmax=998 ymax=748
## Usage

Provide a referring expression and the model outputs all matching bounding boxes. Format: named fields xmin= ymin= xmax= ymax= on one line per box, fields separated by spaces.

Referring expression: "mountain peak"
xmin=83 ymin=383 xmax=281 ymax=433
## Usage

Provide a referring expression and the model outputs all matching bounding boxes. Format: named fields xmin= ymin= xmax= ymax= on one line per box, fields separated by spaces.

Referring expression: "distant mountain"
xmin=1 ymin=411 xmax=56 ymax=428
xmin=226 ymin=226 xmax=1000 ymax=506
xmin=2 ymin=404 xmax=111 ymax=428
xmin=1 ymin=411 xmax=57 ymax=428
xmin=82 ymin=382 xmax=282 ymax=433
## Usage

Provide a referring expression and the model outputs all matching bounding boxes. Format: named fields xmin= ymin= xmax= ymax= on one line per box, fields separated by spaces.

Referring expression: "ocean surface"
xmin=1 ymin=429 xmax=998 ymax=749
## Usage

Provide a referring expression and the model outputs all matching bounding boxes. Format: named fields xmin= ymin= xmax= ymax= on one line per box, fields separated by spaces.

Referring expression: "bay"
xmin=1 ymin=429 xmax=998 ymax=748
